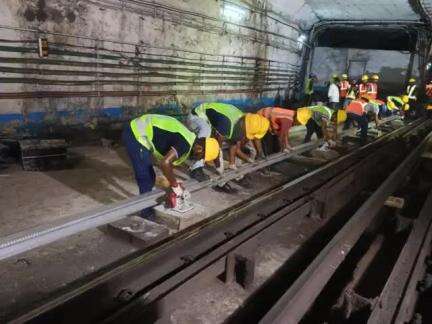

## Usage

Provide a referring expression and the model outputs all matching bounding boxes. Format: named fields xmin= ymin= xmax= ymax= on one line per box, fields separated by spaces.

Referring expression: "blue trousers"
xmin=346 ymin=113 xmax=368 ymax=144
xmin=122 ymin=124 xmax=155 ymax=217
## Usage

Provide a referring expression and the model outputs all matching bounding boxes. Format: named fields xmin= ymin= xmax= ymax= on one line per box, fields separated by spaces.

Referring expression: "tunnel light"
xmin=427 ymin=62 xmax=432 ymax=70
xmin=297 ymin=34 xmax=307 ymax=50
xmin=222 ymin=3 xmax=247 ymax=23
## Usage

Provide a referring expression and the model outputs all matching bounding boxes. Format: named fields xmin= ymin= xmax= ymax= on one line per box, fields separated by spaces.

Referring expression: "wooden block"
xmin=108 ymin=216 xmax=169 ymax=246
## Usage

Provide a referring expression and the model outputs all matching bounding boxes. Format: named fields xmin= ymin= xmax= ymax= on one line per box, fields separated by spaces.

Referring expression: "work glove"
xmin=228 ymin=164 xmax=238 ymax=171
xmin=171 ymin=182 xmax=184 ymax=197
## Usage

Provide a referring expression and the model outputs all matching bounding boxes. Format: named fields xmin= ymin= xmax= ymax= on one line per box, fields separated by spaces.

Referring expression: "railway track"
xmin=2 ymin=117 xmax=432 ymax=323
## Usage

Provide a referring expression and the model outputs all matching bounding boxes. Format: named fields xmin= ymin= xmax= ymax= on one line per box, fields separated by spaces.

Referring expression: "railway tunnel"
xmin=1 ymin=1 xmax=432 ymax=323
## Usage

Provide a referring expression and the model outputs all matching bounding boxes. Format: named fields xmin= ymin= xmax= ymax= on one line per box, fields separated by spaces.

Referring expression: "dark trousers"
xmin=122 ymin=124 xmax=155 ymax=217
xmin=347 ymin=113 xmax=368 ymax=144
xmin=304 ymin=94 xmax=313 ymax=106
xmin=304 ymin=119 xmax=323 ymax=143
xmin=329 ymin=102 xmax=339 ymax=111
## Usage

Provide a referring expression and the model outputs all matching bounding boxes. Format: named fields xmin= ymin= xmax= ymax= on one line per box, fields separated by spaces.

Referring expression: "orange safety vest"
xmin=339 ymin=80 xmax=351 ymax=99
xmin=358 ymin=83 xmax=369 ymax=98
xmin=346 ymin=100 xmax=367 ymax=116
xmin=258 ymin=107 xmax=295 ymax=131
xmin=426 ymin=84 xmax=432 ymax=98
xmin=367 ymin=83 xmax=378 ymax=100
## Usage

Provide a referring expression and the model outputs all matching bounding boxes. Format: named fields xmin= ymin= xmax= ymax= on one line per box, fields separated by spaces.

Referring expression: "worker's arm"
xmin=321 ymin=119 xmax=330 ymax=141
xmin=229 ymin=141 xmax=252 ymax=166
xmin=253 ymin=139 xmax=265 ymax=159
xmin=213 ymin=132 xmax=224 ymax=169
xmin=160 ymin=148 xmax=179 ymax=187
xmin=374 ymin=114 xmax=380 ymax=127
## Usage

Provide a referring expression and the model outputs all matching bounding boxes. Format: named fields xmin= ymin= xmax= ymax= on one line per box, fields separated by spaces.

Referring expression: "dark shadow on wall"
xmin=44 ymin=149 xmax=136 ymax=204
xmin=379 ymin=67 xmax=407 ymax=98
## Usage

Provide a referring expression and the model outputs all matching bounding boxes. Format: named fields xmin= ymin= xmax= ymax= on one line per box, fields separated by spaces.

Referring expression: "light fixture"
xmin=221 ymin=2 xmax=247 ymax=23
xmin=297 ymin=34 xmax=307 ymax=49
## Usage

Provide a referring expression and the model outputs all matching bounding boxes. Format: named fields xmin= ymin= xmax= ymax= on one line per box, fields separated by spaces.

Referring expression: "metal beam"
xmin=259 ymin=129 xmax=431 ymax=324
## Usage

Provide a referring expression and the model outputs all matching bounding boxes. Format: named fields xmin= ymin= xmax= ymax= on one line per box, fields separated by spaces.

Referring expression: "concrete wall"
xmin=310 ymin=47 xmax=420 ymax=98
xmin=0 ymin=0 xmax=307 ymax=137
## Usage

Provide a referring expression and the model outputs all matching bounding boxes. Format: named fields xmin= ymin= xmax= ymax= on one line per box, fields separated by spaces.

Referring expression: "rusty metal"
xmin=368 ymin=189 xmax=432 ymax=324
xmin=259 ymin=130 xmax=432 ymax=324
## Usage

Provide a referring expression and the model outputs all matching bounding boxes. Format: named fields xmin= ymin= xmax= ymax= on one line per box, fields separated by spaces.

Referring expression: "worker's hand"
xmin=171 ymin=183 xmax=184 ymax=197
xmin=228 ymin=164 xmax=238 ymax=171
xmin=327 ymin=139 xmax=337 ymax=148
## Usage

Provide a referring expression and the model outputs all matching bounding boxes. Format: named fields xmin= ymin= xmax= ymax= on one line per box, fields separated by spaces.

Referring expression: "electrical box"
xmin=38 ymin=38 xmax=49 ymax=58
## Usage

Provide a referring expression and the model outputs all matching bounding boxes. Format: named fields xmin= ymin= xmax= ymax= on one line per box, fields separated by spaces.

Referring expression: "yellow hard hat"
xmin=371 ymin=74 xmax=379 ymax=80
xmin=341 ymin=74 xmax=348 ymax=80
xmin=402 ymin=95 xmax=409 ymax=103
xmin=296 ymin=107 xmax=312 ymax=125
xmin=337 ymin=109 xmax=347 ymax=124
xmin=404 ymin=104 xmax=410 ymax=111
xmin=204 ymin=137 xmax=220 ymax=162
xmin=361 ymin=75 xmax=369 ymax=82
xmin=408 ymin=78 xmax=416 ymax=83
xmin=245 ymin=113 xmax=269 ymax=140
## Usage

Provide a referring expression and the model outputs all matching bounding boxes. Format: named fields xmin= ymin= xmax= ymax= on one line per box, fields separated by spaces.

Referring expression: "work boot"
xmin=190 ymin=167 xmax=210 ymax=182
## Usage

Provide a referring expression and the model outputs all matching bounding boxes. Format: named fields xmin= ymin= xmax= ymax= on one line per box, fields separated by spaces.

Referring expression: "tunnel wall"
xmin=0 ymin=0 xmax=308 ymax=137
xmin=310 ymin=47 xmax=420 ymax=99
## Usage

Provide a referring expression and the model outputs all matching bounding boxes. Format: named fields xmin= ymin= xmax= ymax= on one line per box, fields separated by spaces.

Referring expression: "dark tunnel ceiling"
xmin=315 ymin=27 xmax=418 ymax=51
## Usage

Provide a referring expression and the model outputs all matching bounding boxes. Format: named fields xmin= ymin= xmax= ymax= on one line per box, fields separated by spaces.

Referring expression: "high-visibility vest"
xmin=130 ymin=114 xmax=196 ymax=166
xmin=387 ymin=96 xmax=404 ymax=110
xmin=358 ymin=83 xmax=369 ymax=97
xmin=309 ymin=105 xmax=333 ymax=124
xmin=406 ymin=85 xmax=417 ymax=100
xmin=346 ymin=100 xmax=367 ymax=116
xmin=346 ymin=87 xmax=357 ymax=99
xmin=367 ymin=83 xmax=378 ymax=100
xmin=339 ymin=80 xmax=351 ymax=98
xmin=258 ymin=107 xmax=295 ymax=131
xmin=194 ymin=102 xmax=244 ymax=139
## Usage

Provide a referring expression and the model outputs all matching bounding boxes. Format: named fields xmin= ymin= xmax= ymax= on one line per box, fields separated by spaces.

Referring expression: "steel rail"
xmin=259 ymin=128 xmax=432 ymax=324
xmin=368 ymin=189 xmax=432 ymax=324
xmin=4 ymin=118 xmax=421 ymax=323
xmin=0 ymin=116 xmax=403 ymax=262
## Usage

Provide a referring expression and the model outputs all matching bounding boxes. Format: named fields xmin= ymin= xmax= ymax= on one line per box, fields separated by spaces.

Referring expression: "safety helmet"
xmin=204 ymin=137 xmax=220 ymax=162
xmin=337 ymin=109 xmax=347 ymax=124
xmin=371 ymin=74 xmax=379 ymax=81
xmin=296 ymin=108 xmax=312 ymax=125
xmin=341 ymin=74 xmax=348 ymax=80
xmin=408 ymin=78 xmax=416 ymax=83
xmin=404 ymin=104 xmax=410 ymax=111
xmin=361 ymin=75 xmax=369 ymax=82
xmin=245 ymin=113 xmax=270 ymax=140
xmin=402 ymin=95 xmax=409 ymax=104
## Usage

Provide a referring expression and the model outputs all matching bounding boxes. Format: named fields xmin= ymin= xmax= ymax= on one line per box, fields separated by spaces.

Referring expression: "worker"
xmin=387 ymin=96 xmax=409 ymax=115
xmin=368 ymin=74 xmax=379 ymax=100
xmin=344 ymin=79 xmax=358 ymax=108
xmin=297 ymin=105 xmax=334 ymax=143
xmin=122 ymin=114 xmax=220 ymax=217
xmin=328 ymin=74 xmax=340 ymax=110
xmin=257 ymin=107 xmax=296 ymax=152
xmin=405 ymin=78 xmax=418 ymax=118
xmin=345 ymin=98 xmax=379 ymax=144
xmin=426 ymin=80 xmax=432 ymax=98
xmin=339 ymin=74 xmax=351 ymax=104
xmin=192 ymin=102 xmax=269 ymax=172
xmin=359 ymin=75 xmax=369 ymax=98
xmin=304 ymin=73 xmax=316 ymax=106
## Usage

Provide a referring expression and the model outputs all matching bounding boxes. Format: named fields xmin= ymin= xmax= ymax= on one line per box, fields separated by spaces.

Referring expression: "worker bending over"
xmin=258 ymin=107 xmax=296 ymax=152
xmin=297 ymin=105 xmax=334 ymax=143
xmin=123 ymin=114 xmax=219 ymax=217
xmin=192 ymin=102 xmax=269 ymax=171
xmin=345 ymin=98 xmax=379 ymax=144
xmin=387 ymin=96 xmax=409 ymax=115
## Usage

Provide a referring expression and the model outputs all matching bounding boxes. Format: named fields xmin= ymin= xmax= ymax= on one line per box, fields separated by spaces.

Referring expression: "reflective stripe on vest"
xmin=346 ymin=100 xmax=367 ymax=116
xmin=130 ymin=114 xmax=196 ymax=166
xmin=359 ymin=83 xmax=368 ymax=95
xmin=407 ymin=85 xmax=417 ymax=99
xmin=368 ymin=83 xmax=378 ymax=99
xmin=194 ymin=103 xmax=244 ymax=138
